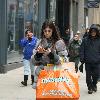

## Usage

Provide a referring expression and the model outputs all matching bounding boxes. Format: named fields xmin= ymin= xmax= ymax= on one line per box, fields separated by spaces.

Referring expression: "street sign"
xmin=87 ymin=1 xmax=99 ymax=8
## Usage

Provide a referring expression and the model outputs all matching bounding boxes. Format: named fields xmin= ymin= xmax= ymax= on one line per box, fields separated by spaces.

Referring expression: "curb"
xmin=0 ymin=61 xmax=23 ymax=74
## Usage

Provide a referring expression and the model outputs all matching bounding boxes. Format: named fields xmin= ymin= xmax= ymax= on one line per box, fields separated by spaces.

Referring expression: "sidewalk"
xmin=0 ymin=67 xmax=100 ymax=100
xmin=0 ymin=67 xmax=35 ymax=100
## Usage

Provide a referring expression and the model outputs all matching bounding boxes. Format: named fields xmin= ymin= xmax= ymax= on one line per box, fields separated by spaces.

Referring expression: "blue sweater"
xmin=20 ymin=36 xmax=38 ymax=60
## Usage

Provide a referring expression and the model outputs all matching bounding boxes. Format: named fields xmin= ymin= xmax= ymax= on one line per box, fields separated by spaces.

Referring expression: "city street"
xmin=0 ymin=0 xmax=100 ymax=99
xmin=0 ymin=67 xmax=100 ymax=100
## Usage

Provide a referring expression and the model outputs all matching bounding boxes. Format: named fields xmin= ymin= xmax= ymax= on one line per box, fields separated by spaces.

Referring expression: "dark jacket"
xmin=80 ymin=36 xmax=100 ymax=64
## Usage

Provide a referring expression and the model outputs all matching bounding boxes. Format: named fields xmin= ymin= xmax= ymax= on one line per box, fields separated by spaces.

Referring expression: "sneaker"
xmin=21 ymin=81 xmax=27 ymax=86
xmin=88 ymin=89 xmax=93 ymax=94
xmin=32 ymin=83 xmax=37 ymax=89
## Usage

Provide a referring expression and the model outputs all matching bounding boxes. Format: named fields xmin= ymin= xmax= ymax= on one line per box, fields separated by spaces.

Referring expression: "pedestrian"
xmin=96 ymin=24 xmax=100 ymax=82
xmin=68 ymin=33 xmax=81 ymax=73
xmin=31 ymin=20 xmax=68 ymax=89
xmin=20 ymin=29 xmax=38 ymax=86
xmin=80 ymin=24 xmax=100 ymax=94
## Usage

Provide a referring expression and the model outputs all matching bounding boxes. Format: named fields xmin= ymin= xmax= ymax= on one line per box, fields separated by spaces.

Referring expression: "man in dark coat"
xmin=80 ymin=24 xmax=100 ymax=94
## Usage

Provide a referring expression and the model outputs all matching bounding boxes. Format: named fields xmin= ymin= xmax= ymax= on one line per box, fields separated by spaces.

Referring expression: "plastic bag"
xmin=36 ymin=63 xmax=79 ymax=100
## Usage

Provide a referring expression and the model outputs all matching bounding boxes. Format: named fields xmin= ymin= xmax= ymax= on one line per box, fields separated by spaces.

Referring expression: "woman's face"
xmin=74 ymin=34 xmax=79 ymax=40
xmin=43 ymin=27 xmax=53 ymax=39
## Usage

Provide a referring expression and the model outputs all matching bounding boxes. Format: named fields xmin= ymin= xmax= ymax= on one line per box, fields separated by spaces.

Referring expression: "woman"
xmin=31 ymin=20 xmax=68 ymax=89
xmin=68 ymin=33 xmax=81 ymax=73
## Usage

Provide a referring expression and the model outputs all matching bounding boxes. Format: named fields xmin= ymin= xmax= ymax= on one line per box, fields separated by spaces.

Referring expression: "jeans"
xmin=23 ymin=59 xmax=34 ymax=75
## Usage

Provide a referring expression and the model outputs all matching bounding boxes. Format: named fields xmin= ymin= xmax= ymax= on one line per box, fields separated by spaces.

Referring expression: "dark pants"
xmin=85 ymin=63 xmax=100 ymax=90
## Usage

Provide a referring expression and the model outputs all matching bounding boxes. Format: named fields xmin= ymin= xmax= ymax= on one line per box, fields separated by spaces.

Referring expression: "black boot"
xmin=88 ymin=89 xmax=93 ymax=94
xmin=92 ymin=84 xmax=97 ymax=92
xmin=31 ymin=75 xmax=34 ymax=85
xmin=88 ymin=87 xmax=93 ymax=94
xmin=21 ymin=75 xmax=28 ymax=86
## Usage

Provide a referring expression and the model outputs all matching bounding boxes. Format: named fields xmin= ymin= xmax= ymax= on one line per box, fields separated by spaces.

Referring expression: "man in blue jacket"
xmin=20 ymin=30 xmax=38 ymax=86
xmin=80 ymin=24 xmax=100 ymax=94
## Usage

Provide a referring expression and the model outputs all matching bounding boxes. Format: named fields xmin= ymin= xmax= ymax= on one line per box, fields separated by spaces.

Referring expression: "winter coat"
xmin=68 ymin=39 xmax=81 ymax=59
xmin=31 ymin=38 xmax=68 ymax=65
xmin=20 ymin=36 xmax=38 ymax=60
xmin=80 ymin=36 xmax=100 ymax=64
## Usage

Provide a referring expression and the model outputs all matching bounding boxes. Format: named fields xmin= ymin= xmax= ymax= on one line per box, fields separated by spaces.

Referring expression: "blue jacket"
xmin=20 ymin=36 xmax=38 ymax=60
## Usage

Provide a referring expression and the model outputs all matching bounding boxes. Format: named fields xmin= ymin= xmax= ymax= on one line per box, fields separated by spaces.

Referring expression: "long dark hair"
xmin=41 ymin=20 xmax=60 ymax=43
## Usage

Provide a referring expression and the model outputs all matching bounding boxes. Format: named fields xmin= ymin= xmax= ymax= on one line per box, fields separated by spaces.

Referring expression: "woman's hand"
xmin=37 ymin=46 xmax=46 ymax=53
xmin=37 ymin=45 xmax=51 ymax=56
xmin=43 ymin=48 xmax=51 ymax=56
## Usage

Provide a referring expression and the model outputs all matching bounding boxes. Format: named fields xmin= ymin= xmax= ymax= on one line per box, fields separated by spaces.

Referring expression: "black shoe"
xmin=21 ymin=81 xmax=27 ymax=86
xmin=88 ymin=89 xmax=93 ymax=94
xmin=92 ymin=85 xmax=97 ymax=92
xmin=21 ymin=75 xmax=28 ymax=86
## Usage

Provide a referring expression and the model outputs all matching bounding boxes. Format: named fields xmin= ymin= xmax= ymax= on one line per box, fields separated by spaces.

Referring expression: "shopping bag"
xmin=44 ymin=62 xmax=76 ymax=72
xmin=36 ymin=63 xmax=80 ymax=100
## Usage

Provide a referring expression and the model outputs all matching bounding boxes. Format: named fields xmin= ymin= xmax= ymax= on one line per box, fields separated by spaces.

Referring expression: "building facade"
xmin=88 ymin=4 xmax=100 ymax=26
xmin=0 ymin=0 xmax=85 ymax=73
xmin=84 ymin=0 xmax=100 ymax=27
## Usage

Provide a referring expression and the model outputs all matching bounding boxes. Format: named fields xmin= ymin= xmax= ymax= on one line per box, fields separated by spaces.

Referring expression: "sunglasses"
xmin=43 ymin=30 xmax=52 ymax=33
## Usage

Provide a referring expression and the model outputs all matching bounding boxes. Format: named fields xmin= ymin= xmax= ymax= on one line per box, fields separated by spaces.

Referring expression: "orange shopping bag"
xmin=36 ymin=63 xmax=80 ymax=100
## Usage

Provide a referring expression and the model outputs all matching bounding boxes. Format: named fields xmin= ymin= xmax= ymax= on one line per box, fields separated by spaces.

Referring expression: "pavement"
xmin=0 ymin=67 xmax=100 ymax=100
xmin=0 ymin=67 xmax=35 ymax=100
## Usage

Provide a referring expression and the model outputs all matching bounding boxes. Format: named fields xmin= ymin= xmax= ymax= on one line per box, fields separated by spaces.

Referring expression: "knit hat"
xmin=77 ymin=30 xmax=80 ymax=34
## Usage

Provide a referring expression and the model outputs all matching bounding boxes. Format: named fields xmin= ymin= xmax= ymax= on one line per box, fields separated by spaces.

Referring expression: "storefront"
xmin=7 ymin=0 xmax=35 ymax=63
xmin=1 ymin=0 xmax=72 ymax=64
xmin=56 ymin=0 xmax=70 ymax=36
xmin=0 ymin=0 xmax=84 ymax=73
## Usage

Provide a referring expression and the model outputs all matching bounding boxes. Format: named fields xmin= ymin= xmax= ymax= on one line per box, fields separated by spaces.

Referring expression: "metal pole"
xmin=0 ymin=0 xmax=7 ymax=73
xmin=38 ymin=0 xmax=46 ymax=37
